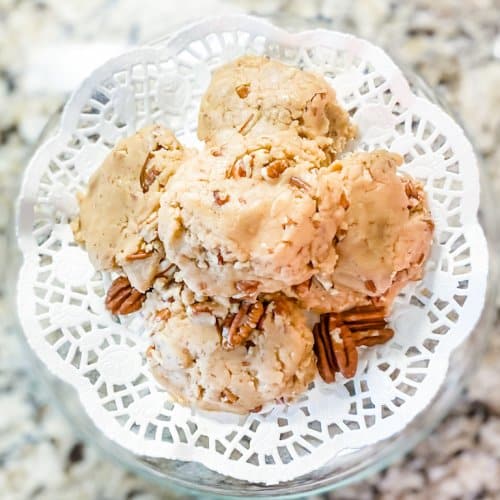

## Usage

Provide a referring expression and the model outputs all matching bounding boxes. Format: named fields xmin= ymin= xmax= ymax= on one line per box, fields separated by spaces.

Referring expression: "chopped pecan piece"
xmin=270 ymin=296 xmax=290 ymax=316
xmin=235 ymin=83 xmax=250 ymax=98
xmin=265 ymin=159 xmax=288 ymax=178
xmin=213 ymin=190 xmax=230 ymax=206
xmin=228 ymin=157 xmax=252 ymax=178
xmin=425 ymin=219 xmax=435 ymax=231
xmin=156 ymin=308 xmax=171 ymax=321
xmin=139 ymin=153 xmax=161 ymax=193
xmin=105 ymin=276 xmax=145 ymax=315
xmin=364 ymin=279 xmax=377 ymax=293
xmin=126 ymin=250 xmax=154 ymax=261
xmin=293 ymin=278 xmax=312 ymax=297
xmin=334 ymin=226 xmax=348 ymax=243
xmin=221 ymin=388 xmax=239 ymax=404
xmin=216 ymin=251 xmax=224 ymax=265
xmin=236 ymin=280 xmax=260 ymax=295
xmin=339 ymin=191 xmax=350 ymax=209
xmin=190 ymin=303 xmax=213 ymax=314
xmin=156 ymin=263 xmax=176 ymax=279
xmin=289 ymin=176 xmax=311 ymax=190
xmin=404 ymin=179 xmax=420 ymax=200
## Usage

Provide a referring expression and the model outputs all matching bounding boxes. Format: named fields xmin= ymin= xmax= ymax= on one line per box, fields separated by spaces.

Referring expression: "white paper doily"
xmin=16 ymin=15 xmax=488 ymax=485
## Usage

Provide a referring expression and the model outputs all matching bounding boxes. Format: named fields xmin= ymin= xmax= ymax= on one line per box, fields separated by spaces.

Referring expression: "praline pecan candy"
xmin=105 ymin=276 xmax=145 ymax=315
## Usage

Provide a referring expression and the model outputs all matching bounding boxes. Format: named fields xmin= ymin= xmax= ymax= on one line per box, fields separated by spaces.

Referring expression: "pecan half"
xmin=222 ymin=301 xmax=265 ymax=350
xmin=351 ymin=328 xmax=394 ymax=347
xmin=313 ymin=315 xmax=337 ymax=383
xmin=338 ymin=305 xmax=387 ymax=323
xmin=105 ymin=276 xmax=145 ymax=315
xmin=313 ymin=317 xmax=358 ymax=381
xmin=347 ymin=320 xmax=387 ymax=332
xmin=334 ymin=305 xmax=391 ymax=336
xmin=313 ymin=306 xmax=394 ymax=383
xmin=330 ymin=322 xmax=358 ymax=379
xmin=245 ymin=301 xmax=265 ymax=328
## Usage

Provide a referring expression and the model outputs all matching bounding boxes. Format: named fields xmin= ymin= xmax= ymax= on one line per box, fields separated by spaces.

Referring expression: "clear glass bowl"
xmin=8 ymin=26 xmax=498 ymax=500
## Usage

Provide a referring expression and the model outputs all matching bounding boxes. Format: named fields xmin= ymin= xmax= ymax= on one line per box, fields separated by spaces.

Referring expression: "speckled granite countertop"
xmin=1 ymin=1 xmax=499 ymax=498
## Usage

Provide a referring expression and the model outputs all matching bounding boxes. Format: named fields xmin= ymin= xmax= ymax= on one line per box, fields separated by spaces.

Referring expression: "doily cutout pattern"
xmin=16 ymin=16 xmax=488 ymax=484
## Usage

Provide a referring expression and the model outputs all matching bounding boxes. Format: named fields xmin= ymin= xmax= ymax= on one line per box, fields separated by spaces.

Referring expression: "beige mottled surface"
xmin=331 ymin=151 xmax=433 ymax=297
xmin=286 ymin=151 xmax=433 ymax=314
